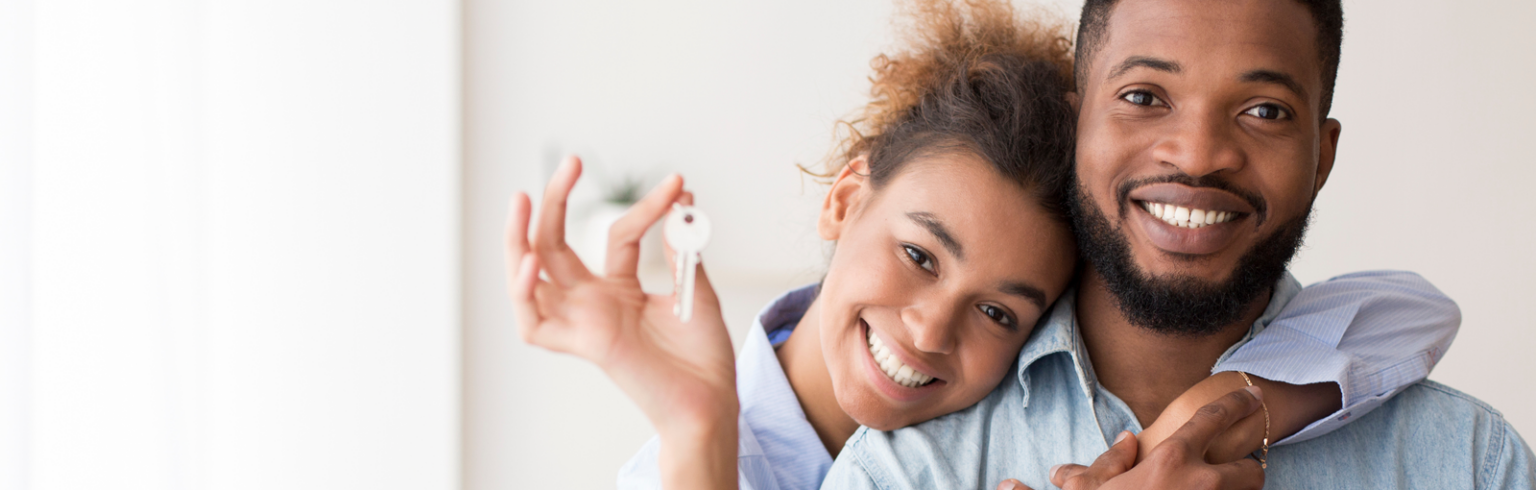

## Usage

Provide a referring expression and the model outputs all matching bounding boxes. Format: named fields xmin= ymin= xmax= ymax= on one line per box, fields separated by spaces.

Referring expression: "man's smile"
xmin=1120 ymin=182 xmax=1263 ymax=256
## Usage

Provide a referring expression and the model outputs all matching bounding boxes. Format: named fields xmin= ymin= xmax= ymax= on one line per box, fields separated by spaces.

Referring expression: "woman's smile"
xmin=859 ymin=319 xmax=946 ymax=403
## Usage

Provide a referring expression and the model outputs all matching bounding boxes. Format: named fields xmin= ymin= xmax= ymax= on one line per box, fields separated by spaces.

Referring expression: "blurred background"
xmin=2 ymin=0 xmax=1532 ymax=488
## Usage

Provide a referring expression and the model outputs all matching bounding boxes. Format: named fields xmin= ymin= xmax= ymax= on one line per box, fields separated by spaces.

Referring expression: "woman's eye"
xmin=1120 ymin=91 xmax=1164 ymax=107
xmin=978 ymin=304 xmax=1015 ymax=328
xmin=903 ymin=245 xmax=936 ymax=274
xmin=1243 ymin=103 xmax=1290 ymax=120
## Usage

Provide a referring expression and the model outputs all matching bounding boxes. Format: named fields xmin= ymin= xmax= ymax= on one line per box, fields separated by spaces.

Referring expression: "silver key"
xmin=664 ymin=203 xmax=711 ymax=322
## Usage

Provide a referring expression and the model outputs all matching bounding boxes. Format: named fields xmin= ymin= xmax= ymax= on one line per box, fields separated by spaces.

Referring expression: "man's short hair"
xmin=1074 ymin=0 xmax=1344 ymax=121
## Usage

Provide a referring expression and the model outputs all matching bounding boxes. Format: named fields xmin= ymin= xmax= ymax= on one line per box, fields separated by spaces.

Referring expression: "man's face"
xmin=1072 ymin=0 xmax=1342 ymax=334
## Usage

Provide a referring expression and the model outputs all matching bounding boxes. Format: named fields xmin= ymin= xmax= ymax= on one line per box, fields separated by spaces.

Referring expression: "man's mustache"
xmin=1116 ymin=174 xmax=1269 ymax=226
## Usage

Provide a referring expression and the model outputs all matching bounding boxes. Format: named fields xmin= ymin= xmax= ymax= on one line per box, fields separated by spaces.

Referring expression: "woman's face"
xmin=816 ymin=152 xmax=1076 ymax=430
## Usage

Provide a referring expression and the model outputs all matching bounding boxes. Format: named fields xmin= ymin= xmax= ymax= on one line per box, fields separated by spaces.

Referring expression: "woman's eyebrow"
xmin=906 ymin=212 xmax=963 ymax=260
xmin=1000 ymin=281 xmax=1047 ymax=310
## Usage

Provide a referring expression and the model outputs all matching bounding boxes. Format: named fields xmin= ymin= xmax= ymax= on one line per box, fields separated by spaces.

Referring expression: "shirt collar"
xmin=1014 ymin=272 xmax=1304 ymax=408
xmin=737 ymin=284 xmax=819 ymax=413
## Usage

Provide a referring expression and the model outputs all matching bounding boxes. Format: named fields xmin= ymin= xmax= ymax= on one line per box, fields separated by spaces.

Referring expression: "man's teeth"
xmin=1141 ymin=201 xmax=1237 ymax=229
xmin=867 ymin=330 xmax=934 ymax=388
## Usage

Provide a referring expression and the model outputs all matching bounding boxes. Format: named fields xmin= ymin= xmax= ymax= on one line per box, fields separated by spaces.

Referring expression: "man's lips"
xmin=1126 ymin=184 xmax=1256 ymax=256
xmin=1128 ymin=183 xmax=1257 ymax=216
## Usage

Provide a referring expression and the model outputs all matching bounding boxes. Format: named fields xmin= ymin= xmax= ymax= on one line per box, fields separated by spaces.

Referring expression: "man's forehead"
xmin=1090 ymin=0 xmax=1320 ymax=90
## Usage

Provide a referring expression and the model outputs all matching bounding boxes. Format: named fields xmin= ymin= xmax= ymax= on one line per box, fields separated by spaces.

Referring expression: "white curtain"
xmin=1 ymin=1 xmax=461 ymax=488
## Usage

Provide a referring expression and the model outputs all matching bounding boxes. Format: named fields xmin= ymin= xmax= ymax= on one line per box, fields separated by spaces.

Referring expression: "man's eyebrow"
xmin=906 ymin=212 xmax=963 ymax=260
xmin=1000 ymin=281 xmax=1048 ymax=310
xmin=1240 ymin=69 xmax=1308 ymax=100
xmin=1106 ymin=56 xmax=1182 ymax=81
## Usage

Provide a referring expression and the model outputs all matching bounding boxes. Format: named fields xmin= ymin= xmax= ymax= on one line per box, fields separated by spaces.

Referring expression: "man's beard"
xmin=1067 ymin=180 xmax=1311 ymax=337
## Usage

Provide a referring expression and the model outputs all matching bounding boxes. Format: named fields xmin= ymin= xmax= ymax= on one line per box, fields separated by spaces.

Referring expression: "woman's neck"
xmin=775 ymin=298 xmax=860 ymax=457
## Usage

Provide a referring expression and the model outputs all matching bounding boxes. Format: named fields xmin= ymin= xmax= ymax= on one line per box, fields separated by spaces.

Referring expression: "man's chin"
xmin=1069 ymin=183 xmax=1311 ymax=337
xmin=1133 ymin=248 xmax=1247 ymax=282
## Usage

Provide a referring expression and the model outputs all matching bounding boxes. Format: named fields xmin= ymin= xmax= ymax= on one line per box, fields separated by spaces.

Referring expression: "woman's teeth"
xmin=867 ymin=329 xmax=934 ymax=388
xmin=1141 ymin=201 xmax=1237 ymax=229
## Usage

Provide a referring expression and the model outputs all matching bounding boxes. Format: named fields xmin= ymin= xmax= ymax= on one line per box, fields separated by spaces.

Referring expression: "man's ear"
xmin=1313 ymin=118 xmax=1342 ymax=195
xmin=818 ymin=156 xmax=872 ymax=241
xmin=1066 ymin=91 xmax=1081 ymax=112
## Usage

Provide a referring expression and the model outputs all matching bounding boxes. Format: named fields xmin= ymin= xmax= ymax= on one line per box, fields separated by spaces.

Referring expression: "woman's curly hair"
xmin=808 ymin=0 xmax=1077 ymax=221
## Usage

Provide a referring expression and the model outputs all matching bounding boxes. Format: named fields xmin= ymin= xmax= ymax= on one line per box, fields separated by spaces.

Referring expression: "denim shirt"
xmin=821 ymin=273 xmax=1535 ymax=490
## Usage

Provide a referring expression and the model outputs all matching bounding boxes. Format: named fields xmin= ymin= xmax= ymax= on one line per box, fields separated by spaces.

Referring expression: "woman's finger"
xmin=510 ymin=253 xmax=545 ymax=345
xmin=505 ymin=192 xmax=534 ymax=290
xmin=532 ymin=155 xmax=594 ymax=285
xmin=604 ymin=174 xmax=684 ymax=278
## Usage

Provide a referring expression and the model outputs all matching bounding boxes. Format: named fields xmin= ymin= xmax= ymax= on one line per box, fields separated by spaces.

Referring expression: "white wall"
xmin=0 ymin=0 xmax=36 ymax=488
xmin=7 ymin=1 xmax=461 ymax=488
xmin=466 ymin=0 xmax=1536 ymax=487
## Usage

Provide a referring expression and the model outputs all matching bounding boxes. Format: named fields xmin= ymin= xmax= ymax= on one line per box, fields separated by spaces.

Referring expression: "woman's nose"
xmin=903 ymin=300 xmax=959 ymax=355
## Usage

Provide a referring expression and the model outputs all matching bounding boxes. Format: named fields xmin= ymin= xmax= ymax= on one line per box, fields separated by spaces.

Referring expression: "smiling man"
xmin=819 ymin=0 xmax=1536 ymax=488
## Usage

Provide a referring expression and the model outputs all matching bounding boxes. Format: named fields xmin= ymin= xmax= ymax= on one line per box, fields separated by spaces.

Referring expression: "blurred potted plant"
xmin=574 ymin=173 xmax=657 ymax=275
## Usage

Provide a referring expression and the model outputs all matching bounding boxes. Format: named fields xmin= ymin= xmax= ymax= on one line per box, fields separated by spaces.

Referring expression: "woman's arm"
xmin=1136 ymin=372 xmax=1336 ymax=463
xmin=1138 ymin=271 xmax=1460 ymax=463
xmin=508 ymin=156 xmax=740 ymax=490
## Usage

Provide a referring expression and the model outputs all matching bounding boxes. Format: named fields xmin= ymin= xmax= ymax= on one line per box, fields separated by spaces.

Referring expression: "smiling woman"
xmin=503 ymin=1 xmax=1083 ymax=488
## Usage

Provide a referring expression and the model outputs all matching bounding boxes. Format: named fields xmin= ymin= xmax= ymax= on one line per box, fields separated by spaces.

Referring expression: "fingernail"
xmin=1049 ymin=464 xmax=1063 ymax=480
xmin=999 ymin=481 xmax=1018 ymax=490
xmin=1114 ymin=430 xmax=1130 ymax=444
xmin=1245 ymin=384 xmax=1264 ymax=402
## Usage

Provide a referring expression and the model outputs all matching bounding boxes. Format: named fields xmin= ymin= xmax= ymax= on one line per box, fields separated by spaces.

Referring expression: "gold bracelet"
xmin=1237 ymin=372 xmax=1270 ymax=470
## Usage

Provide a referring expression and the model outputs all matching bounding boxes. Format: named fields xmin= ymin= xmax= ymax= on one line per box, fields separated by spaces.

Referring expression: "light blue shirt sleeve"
xmin=1213 ymin=270 xmax=1460 ymax=444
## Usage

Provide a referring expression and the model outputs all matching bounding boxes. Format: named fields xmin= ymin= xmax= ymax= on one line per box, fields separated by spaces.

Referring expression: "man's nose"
xmin=1150 ymin=110 xmax=1246 ymax=178
xmin=902 ymin=299 xmax=960 ymax=355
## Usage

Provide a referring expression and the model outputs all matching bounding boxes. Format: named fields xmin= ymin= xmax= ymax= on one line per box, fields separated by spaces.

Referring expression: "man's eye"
xmin=1244 ymin=103 xmax=1290 ymax=120
xmin=978 ymin=304 xmax=1015 ymax=328
xmin=903 ymin=245 xmax=936 ymax=274
xmin=1120 ymin=91 xmax=1164 ymax=107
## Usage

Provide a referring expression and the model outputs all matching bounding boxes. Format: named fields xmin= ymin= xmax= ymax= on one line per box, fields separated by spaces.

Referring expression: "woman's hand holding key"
xmin=506 ymin=156 xmax=740 ymax=490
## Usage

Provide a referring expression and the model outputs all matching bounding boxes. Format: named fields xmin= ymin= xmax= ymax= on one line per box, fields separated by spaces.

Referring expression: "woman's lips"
xmin=859 ymin=319 xmax=944 ymax=402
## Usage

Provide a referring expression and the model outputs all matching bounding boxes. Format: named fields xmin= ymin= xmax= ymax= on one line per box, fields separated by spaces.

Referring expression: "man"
xmin=819 ymin=0 xmax=1536 ymax=488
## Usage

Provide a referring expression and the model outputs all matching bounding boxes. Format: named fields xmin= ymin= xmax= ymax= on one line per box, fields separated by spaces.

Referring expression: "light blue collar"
xmin=1014 ymin=272 xmax=1305 ymax=408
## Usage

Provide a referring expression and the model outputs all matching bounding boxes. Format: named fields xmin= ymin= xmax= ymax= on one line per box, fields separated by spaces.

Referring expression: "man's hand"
xmin=1023 ymin=386 xmax=1267 ymax=490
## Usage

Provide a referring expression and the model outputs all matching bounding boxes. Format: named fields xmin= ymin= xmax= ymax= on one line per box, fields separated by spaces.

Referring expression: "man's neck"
xmin=1075 ymin=271 xmax=1272 ymax=428
xmin=775 ymin=299 xmax=860 ymax=457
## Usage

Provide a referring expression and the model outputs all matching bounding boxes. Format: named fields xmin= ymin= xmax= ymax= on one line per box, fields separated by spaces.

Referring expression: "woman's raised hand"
xmin=505 ymin=156 xmax=738 ymax=436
